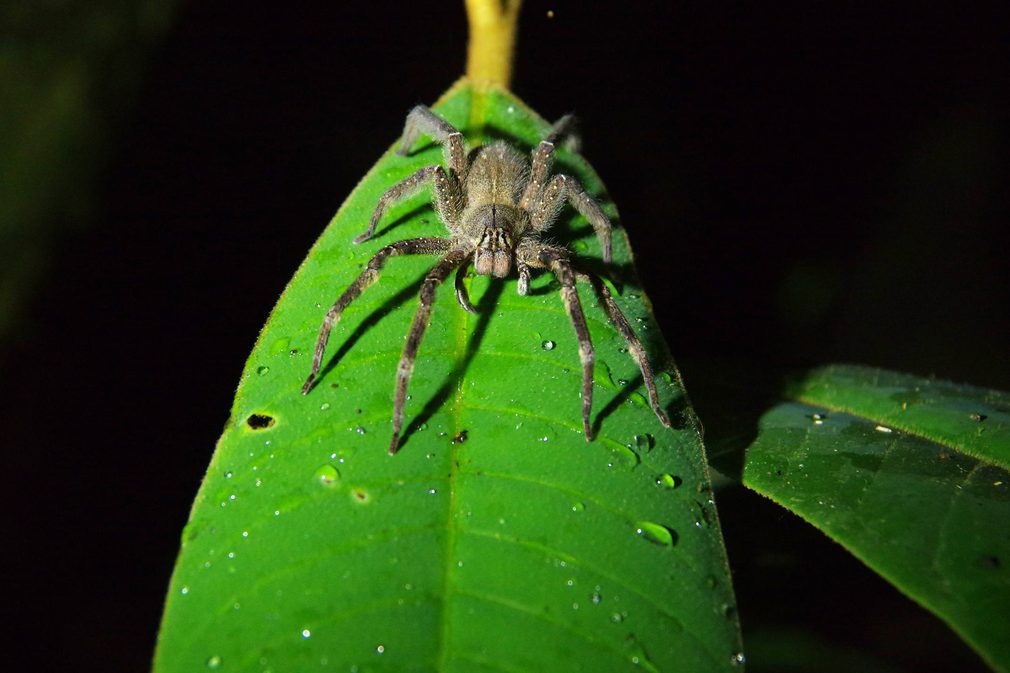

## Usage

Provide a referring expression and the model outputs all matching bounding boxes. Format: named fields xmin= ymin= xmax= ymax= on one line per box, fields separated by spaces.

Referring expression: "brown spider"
xmin=302 ymin=105 xmax=671 ymax=454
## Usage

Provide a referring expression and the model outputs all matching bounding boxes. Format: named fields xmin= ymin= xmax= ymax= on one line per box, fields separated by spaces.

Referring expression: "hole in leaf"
xmin=246 ymin=413 xmax=275 ymax=430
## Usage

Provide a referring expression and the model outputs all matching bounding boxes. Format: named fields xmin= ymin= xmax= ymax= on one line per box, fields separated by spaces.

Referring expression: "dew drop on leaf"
xmin=541 ymin=340 xmax=555 ymax=350
xmin=314 ymin=464 xmax=340 ymax=486
xmin=634 ymin=521 xmax=677 ymax=547
xmin=206 ymin=655 xmax=222 ymax=669
xmin=656 ymin=473 xmax=681 ymax=489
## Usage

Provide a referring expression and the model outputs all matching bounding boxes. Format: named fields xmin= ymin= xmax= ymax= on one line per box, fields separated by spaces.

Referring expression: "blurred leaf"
xmin=742 ymin=625 xmax=902 ymax=673
xmin=743 ymin=365 xmax=1010 ymax=672
xmin=0 ymin=1 xmax=175 ymax=342
xmin=154 ymin=80 xmax=742 ymax=672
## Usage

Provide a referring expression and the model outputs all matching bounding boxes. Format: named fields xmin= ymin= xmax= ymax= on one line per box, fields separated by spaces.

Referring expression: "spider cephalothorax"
xmin=303 ymin=105 xmax=671 ymax=453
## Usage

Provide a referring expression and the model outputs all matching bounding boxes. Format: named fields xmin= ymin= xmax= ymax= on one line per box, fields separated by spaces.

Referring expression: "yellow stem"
xmin=464 ymin=0 xmax=522 ymax=88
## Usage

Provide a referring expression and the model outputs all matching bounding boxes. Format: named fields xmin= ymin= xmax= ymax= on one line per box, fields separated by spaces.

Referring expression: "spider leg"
xmin=390 ymin=248 xmax=470 ymax=454
xmin=398 ymin=105 xmax=468 ymax=180
xmin=575 ymin=270 xmax=671 ymax=429
xmin=302 ymin=237 xmax=451 ymax=394
xmin=353 ymin=165 xmax=462 ymax=244
xmin=528 ymin=174 xmax=613 ymax=263
xmin=523 ymin=245 xmax=596 ymax=441
xmin=519 ymin=113 xmax=578 ymax=211
xmin=454 ymin=256 xmax=478 ymax=314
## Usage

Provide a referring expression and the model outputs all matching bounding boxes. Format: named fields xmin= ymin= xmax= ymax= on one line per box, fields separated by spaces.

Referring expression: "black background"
xmin=6 ymin=2 xmax=1008 ymax=671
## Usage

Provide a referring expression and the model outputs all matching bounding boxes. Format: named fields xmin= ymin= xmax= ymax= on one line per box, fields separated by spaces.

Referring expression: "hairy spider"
xmin=302 ymin=105 xmax=671 ymax=454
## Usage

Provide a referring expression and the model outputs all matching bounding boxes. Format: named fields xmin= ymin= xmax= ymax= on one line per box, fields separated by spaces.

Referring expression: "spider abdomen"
xmin=464 ymin=140 xmax=528 ymax=206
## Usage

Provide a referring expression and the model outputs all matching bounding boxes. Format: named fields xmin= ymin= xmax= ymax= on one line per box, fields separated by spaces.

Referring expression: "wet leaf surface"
xmin=154 ymin=80 xmax=742 ymax=672
xmin=744 ymin=365 xmax=1010 ymax=672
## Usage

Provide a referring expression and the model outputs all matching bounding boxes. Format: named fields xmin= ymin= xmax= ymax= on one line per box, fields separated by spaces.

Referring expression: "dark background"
xmin=5 ymin=2 xmax=1007 ymax=671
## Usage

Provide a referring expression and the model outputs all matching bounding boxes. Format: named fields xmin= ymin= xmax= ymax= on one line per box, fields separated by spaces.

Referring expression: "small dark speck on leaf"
xmin=978 ymin=555 xmax=1001 ymax=569
xmin=330 ymin=383 xmax=339 ymax=389
xmin=246 ymin=413 xmax=275 ymax=430
xmin=451 ymin=430 xmax=469 ymax=445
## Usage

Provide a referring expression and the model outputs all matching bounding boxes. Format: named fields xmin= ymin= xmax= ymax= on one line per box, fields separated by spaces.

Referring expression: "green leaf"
xmin=154 ymin=80 xmax=742 ymax=673
xmin=742 ymin=364 xmax=1010 ymax=672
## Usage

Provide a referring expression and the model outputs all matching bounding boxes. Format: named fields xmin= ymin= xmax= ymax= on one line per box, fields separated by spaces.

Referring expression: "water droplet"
xmin=635 ymin=521 xmax=677 ymax=547
xmin=618 ymin=378 xmax=629 ymax=386
xmin=970 ymin=412 xmax=988 ymax=422
xmin=256 ymin=366 xmax=270 ymax=376
xmin=376 ymin=645 xmax=385 ymax=655
xmin=608 ymin=444 xmax=640 ymax=469
xmin=590 ymin=588 xmax=602 ymax=604
xmin=301 ymin=628 xmax=312 ymax=639
xmin=542 ymin=340 xmax=555 ymax=350
xmin=241 ymin=531 xmax=249 ymax=538
xmin=611 ymin=612 xmax=625 ymax=623
xmin=288 ymin=349 xmax=299 ymax=356
xmin=634 ymin=434 xmax=655 ymax=450
xmin=731 ymin=652 xmax=746 ymax=666
xmin=810 ymin=412 xmax=827 ymax=425
xmin=314 ymin=464 xmax=340 ymax=486
xmin=874 ymin=424 xmax=893 ymax=433
xmin=206 ymin=655 xmax=222 ymax=669
xmin=428 ymin=488 xmax=438 ymax=495
xmin=320 ymin=402 xmax=331 ymax=411
xmin=224 ymin=471 xmax=233 ymax=479
xmin=180 ymin=585 xmax=190 ymax=595
xmin=270 ymin=337 xmax=290 ymax=355
xmin=355 ymin=425 xmax=366 ymax=435
xmin=571 ymin=502 xmax=585 ymax=512
xmin=656 ymin=473 xmax=682 ymax=489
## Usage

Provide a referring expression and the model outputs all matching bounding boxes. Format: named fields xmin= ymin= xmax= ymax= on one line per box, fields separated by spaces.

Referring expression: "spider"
xmin=302 ymin=105 xmax=671 ymax=454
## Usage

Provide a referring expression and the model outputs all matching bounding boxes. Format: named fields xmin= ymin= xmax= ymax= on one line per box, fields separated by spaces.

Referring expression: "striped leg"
xmin=576 ymin=271 xmax=671 ymax=428
xmin=529 ymin=173 xmax=613 ymax=263
xmin=534 ymin=248 xmax=596 ymax=441
xmin=519 ymin=113 xmax=578 ymax=211
xmin=353 ymin=165 xmax=461 ymax=244
xmin=301 ymin=237 xmax=451 ymax=394
xmin=398 ymin=105 xmax=468 ymax=179
xmin=390 ymin=248 xmax=470 ymax=454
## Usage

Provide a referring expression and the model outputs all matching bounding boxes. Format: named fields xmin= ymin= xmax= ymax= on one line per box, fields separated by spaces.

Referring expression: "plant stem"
xmin=464 ymin=0 xmax=522 ymax=88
